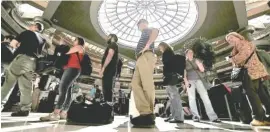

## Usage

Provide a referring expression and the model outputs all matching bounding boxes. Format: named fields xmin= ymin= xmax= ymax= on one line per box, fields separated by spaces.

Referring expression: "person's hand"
xmin=184 ymin=81 xmax=189 ymax=90
xmin=99 ymin=68 xmax=104 ymax=78
xmin=140 ymin=45 xmax=150 ymax=54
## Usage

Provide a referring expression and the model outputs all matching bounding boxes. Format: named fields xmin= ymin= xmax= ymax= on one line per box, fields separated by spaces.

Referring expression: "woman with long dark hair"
xmin=158 ymin=42 xmax=184 ymax=123
xmin=40 ymin=37 xmax=85 ymax=121
xmin=184 ymin=49 xmax=220 ymax=123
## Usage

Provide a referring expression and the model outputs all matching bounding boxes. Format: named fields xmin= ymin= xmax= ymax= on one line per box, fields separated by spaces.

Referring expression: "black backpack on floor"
xmin=67 ymin=97 xmax=114 ymax=124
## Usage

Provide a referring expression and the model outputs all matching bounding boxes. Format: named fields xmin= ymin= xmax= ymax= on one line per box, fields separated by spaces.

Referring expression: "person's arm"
xmin=66 ymin=45 xmax=82 ymax=54
xmin=195 ymin=59 xmax=205 ymax=73
xmin=231 ymin=42 xmax=254 ymax=65
xmin=141 ymin=28 xmax=159 ymax=52
xmin=10 ymin=40 xmax=20 ymax=48
xmin=10 ymin=31 xmax=27 ymax=48
xmin=183 ymin=70 xmax=189 ymax=90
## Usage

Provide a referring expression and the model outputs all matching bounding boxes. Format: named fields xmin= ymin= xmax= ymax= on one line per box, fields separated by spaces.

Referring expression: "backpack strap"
xmin=76 ymin=52 xmax=82 ymax=68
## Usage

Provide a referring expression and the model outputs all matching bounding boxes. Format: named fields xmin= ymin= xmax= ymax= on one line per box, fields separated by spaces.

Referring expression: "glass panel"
xmin=98 ymin=0 xmax=198 ymax=48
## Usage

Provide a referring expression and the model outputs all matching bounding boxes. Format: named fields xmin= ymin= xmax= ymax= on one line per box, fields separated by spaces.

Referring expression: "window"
xmin=98 ymin=0 xmax=198 ymax=48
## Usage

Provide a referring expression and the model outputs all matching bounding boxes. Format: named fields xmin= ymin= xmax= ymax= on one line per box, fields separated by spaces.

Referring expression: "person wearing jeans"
xmin=184 ymin=49 xmax=220 ymax=123
xmin=40 ymin=37 xmax=85 ymax=121
xmin=158 ymin=42 xmax=184 ymax=123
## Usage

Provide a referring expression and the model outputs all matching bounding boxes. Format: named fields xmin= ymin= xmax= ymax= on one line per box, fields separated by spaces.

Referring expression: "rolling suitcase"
xmin=67 ymin=99 xmax=114 ymax=124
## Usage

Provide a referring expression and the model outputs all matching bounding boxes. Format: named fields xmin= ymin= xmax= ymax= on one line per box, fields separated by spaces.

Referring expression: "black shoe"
xmin=169 ymin=119 xmax=184 ymax=123
xmin=131 ymin=114 xmax=155 ymax=126
xmin=193 ymin=116 xmax=200 ymax=122
xmin=212 ymin=119 xmax=221 ymax=123
xmin=11 ymin=110 xmax=29 ymax=117
xmin=164 ymin=117 xmax=172 ymax=122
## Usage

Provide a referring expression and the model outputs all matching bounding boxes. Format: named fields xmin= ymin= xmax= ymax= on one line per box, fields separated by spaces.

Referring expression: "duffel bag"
xmin=67 ymin=101 xmax=114 ymax=124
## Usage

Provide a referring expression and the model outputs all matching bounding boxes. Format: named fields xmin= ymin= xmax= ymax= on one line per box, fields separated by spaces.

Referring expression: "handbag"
xmin=231 ymin=51 xmax=255 ymax=82
xmin=167 ymin=73 xmax=183 ymax=85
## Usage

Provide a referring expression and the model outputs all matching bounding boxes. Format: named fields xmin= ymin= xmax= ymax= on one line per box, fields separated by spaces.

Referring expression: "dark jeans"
xmin=102 ymin=75 xmax=115 ymax=102
xmin=243 ymin=75 xmax=270 ymax=121
xmin=55 ymin=68 xmax=80 ymax=111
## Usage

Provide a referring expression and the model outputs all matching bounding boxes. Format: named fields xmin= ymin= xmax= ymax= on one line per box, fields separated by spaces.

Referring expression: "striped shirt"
xmin=135 ymin=28 xmax=155 ymax=57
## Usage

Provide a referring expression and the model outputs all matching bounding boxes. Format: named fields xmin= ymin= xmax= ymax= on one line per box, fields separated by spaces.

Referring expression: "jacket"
xmin=231 ymin=40 xmax=268 ymax=80
xmin=257 ymin=50 xmax=270 ymax=92
xmin=162 ymin=49 xmax=186 ymax=85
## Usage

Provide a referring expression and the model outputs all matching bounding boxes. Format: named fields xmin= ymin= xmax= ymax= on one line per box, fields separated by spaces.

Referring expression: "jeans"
xmin=55 ymin=68 xmax=80 ymax=111
xmin=1 ymin=54 xmax=36 ymax=111
xmin=243 ymin=75 xmax=270 ymax=121
xmin=187 ymin=80 xmax=218 ymax=121
xmin=165 ymin=85 xmax=184 ymax=121
xmin=102 ymin=75 xmax=115 ymax=102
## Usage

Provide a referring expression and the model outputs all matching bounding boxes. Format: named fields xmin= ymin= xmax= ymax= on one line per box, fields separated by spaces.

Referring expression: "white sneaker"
xmin=40 ymin=112 xmax=60 ymax=121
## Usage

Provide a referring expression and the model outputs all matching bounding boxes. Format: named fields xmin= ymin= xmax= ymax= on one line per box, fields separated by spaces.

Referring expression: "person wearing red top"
xmin=40 ymin=37 xmax=85 ymax=121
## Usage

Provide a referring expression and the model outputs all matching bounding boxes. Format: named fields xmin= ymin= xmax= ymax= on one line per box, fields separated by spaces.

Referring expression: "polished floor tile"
xmin=1 ymin=112 xmax=270 ymax=132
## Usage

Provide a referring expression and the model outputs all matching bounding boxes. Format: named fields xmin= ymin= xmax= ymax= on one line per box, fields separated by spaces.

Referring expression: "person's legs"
xmin=9 ymin=55 xmax=36 ymax=116
xmin=258 ymin=81 xmax=270 ymax=115
xmin=102 ymin=75 xmax=114 ymax=102
xmin=195 ymin=80 xmax=218 ymax=121
xmin=167 ymin=85 xmax=184 ymax=121
xmin=131 ymin=58 xmax=151 ymax=115
xmin=1 ymin=58 xmax=21 ymax=102
xmin=244 ymin=78 xmax=265 ymax=122
xmin=40 ymin=68 xmax=80 ymax=121
xmin=138 ymin=52 xmax=155 ymax=113
xmin=187 ymin=80 xmax=200 ymax=119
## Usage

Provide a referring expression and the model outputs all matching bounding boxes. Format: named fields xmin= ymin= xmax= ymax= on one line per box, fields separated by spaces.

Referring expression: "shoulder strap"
xmin=76 ymin=52 xmax=82 ymax=68
xmin=244 ymin=51 xmax=255 ymax=65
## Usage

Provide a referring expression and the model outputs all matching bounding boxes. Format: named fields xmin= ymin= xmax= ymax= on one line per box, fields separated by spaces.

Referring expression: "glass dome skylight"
xmin=98 ymin=0 xmax=198 ymax=48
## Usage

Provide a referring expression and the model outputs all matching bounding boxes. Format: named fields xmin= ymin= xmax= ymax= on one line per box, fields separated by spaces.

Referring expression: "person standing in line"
xmin=1 ymin=23 xmax=44 ymax=116
xmin=158 ymin=42 xmax=184 ymax=123
xmin=130 ymin=19 xmax=159 ymax=126
xmin=226 ymin=32 xmax=270 ymax=126
xmin=99 ymin=34 xmax=119 ymax=104
xmin=184 ymin=49 xmax=221 ymax=123
xmin=40 ymin=37 xmax=85 ymax=121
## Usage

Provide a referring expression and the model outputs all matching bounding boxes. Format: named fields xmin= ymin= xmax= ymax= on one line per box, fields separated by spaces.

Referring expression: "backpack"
xmin=76 ymin=53 xmax=92 ymax=76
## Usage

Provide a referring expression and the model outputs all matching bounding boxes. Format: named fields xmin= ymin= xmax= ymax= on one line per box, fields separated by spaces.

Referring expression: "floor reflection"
xmin=1 ymin=112 xmax=270 ymax=132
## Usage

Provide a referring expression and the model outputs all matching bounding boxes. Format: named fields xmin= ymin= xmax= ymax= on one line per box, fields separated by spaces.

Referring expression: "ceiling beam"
xmin=233 ymin=1 xmax=248 ymax=29
xmin=247 ymin=2 xmax=270 ymax=19
xmin=42 ymin=1 xmax=61 ymax=21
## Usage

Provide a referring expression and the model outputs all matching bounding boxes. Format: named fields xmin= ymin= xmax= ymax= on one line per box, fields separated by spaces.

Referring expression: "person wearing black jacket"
xmin=1 ymin=23 xmax=44 ymax=117
xmin=158 ymin=42 xmax=184 ymax=123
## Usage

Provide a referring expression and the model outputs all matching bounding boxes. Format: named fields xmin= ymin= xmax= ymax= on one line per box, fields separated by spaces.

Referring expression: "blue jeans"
xmin=165 ymin=85 xmax=184 ymax=121
xmin=55 ymin=68 xmax=80 ymax=111
xmin=187 ymin=80 xmax=218 ymax=121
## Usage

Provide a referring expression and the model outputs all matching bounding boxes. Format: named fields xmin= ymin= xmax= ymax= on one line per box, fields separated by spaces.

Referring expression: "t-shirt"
xmin=135 ymin=28 xmax=155 ymax=56
xmin=13 ymin=30 xmax=41 ymax=58
xmin=101 ymin=42 xmax=119 ymax=76
xmin=186 ymin=59 xmax=200 ymax=80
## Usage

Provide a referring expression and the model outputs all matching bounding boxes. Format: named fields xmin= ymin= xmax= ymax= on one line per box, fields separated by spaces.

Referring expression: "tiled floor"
xmin=1 ymin=112 xmax=270 ymax=132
